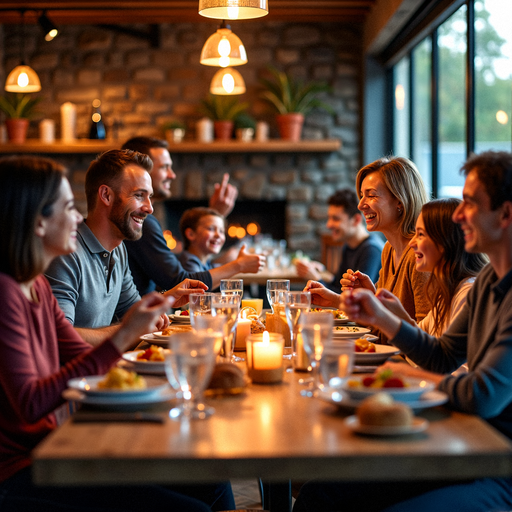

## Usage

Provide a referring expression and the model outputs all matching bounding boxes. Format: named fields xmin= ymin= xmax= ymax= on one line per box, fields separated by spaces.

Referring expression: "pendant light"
xmin=199 ymin=0 xmax=268 ymax=20
xmin=5 ymin=10 xmax=41 ymax=93
xmin=210 ymin=67 xmax=246 ymax=95
xmin=200 ymin=21 xmax=247 ymax=67
xmin=38 ymin=11 xmax=59 ymax=42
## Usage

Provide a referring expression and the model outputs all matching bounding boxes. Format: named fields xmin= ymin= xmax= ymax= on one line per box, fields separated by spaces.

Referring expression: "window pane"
xmin=438 ymin=5 xmax=467 ymax=198
xmin=475 ymin=0 xmax=512 ymax=153
xmin=412 ymin=37 xmax=432 ymax=195
xmin=393 ymin=57 xmax=410 ymax=158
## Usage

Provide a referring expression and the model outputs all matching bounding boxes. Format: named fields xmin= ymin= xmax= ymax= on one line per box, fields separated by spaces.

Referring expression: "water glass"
xmin=320 ymin=340 xmax=355 ymax=389
xmin=266 ymin=279 xmax=290 ymax=313
xmin=188 ymin=292 xmax=215 ymax=328
xmin=284 ymin=291 xmax=311 ymax=363
xmin=192 ymin=313 xmax=228 ymax=358
xmin=220 ymin=279 xmax=244 ymax=299
xmin=299 ymin=312 xmax=334 ymax=397
xmin=165 ymin=332 xmax=217 ymax=419
xmin=212 ymin=293 xmax=241 ymax=362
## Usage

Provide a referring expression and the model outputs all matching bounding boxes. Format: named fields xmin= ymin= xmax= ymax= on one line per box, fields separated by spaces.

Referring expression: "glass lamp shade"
xmin=199 ymin=0 xmax=268 ymax=20
xmin=200 ymin=27 xmax=247 ymax=67
xmin=210 ymin=67 xmax=246 ymax=95
xmin=5 ymin=65 xmax=41 ymax=93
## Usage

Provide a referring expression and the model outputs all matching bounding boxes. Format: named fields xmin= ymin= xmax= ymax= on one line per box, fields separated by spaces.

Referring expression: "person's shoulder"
xmin=366 ymin=233 xmax=385 ymax=250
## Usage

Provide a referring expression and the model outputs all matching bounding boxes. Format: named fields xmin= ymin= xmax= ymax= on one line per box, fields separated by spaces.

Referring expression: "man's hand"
xmin=164 ymin=279 xmax=209 ymax=308
xmin=340 ymin=269 xmax=376 ymax=293
xmin=209 ymin=173 xmax=238 ymax=217
xmin=295 ymin=260 xmax=322 ymax=281
xmin=235 ymin=244 xmax=266 ymax=273
xmin=303 ymin=280 xmax=340 ymax=308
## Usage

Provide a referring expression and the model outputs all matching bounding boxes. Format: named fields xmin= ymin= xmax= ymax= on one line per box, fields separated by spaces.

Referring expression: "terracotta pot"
xmin=276 ymin=113 xmax=304 ymax=142
xmin=214 ymin=120 xmax=234 ymax=141
xmin=5 ymin=118 xmax=29 ymax=143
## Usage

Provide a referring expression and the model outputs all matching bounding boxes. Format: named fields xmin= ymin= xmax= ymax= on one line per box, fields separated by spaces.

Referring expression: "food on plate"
xmin=97 ymin=367 xmax=147 ymax=390
xmin=137 ymin=345 xmax=165 ymax=362
xmin=354 ymin=338 xmax=376 ymax=353
xmin=207 ymin=363 xmax=245 ymax=391
xmin=347 ymin=369 xmax=407 ymax=389
xmin=357 ymin=392 xmax=413 ymax=427
xmin=334 ymin=326 xmax=361 ymax=332
xmin=160 ymin=325 xmax=193 ymax=336
xmin=177 ymin=310 xmax=190 ymax=316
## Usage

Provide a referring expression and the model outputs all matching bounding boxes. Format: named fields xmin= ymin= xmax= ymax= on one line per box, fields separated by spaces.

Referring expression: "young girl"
xmin=0 ymin=156 xmax=232 ymax=511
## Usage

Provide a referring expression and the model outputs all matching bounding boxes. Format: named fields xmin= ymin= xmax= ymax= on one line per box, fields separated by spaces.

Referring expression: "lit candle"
xmin=241 ymin=298 xmax=263 ymax=316
xmin=234 ymin=317 xmax=251 ymax=350
xmin=246 ymin=332 xmax=284 ymax=384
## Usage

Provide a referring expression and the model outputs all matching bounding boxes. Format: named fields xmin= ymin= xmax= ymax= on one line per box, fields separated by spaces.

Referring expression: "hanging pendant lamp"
xmin=199 ymin=0 xmax=268 ymax=20
xmin=5 ymin=10 xmax=41 ymax=93
xmin=210 ymin=67 xmax=246 ymax=95
xmin=200 ymin=21 xmax=247 ymax=67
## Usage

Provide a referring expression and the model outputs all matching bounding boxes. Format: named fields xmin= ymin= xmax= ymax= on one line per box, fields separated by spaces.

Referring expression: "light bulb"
xmin=222 ymin=73 xmax=235 ymax=93
xmin=219 ymin=56 xmax=230 ymax=67
xmin=218 ymin=38 xmax=231 ymax=57
xmin=227 ymin=6 xmax=239 ymax=18
xmin=17 ymin=72 xmax=29 ymax=88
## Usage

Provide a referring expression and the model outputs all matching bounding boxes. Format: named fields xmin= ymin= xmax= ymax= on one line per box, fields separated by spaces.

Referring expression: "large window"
xmin=391 ymin=0 xmax=512 ymax=199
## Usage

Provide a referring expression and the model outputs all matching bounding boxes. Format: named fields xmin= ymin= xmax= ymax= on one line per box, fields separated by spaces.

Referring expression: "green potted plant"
xmin=234 ymin=112 xmax=256 ymax=141
xmin=0 ymin=93 xmax=42 ymax=143
xmin=200 ymin=94 xmax=249 ymax=141
xmin=259 ymin=67 xmax=333 ymax=141
xmin=162 ymin=120 xmax=186 ymax=143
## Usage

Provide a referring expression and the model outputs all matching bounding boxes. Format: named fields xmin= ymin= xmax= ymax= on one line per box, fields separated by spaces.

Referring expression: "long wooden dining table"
xmin=33 ymin=367 xmax=512 ymax=510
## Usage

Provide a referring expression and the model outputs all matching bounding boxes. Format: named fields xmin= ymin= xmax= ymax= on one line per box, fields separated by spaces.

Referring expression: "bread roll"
xmin=357 ymin=392 xmax=413 ymax=427
xmin=207 ymin=363 xmax=245 ymax=390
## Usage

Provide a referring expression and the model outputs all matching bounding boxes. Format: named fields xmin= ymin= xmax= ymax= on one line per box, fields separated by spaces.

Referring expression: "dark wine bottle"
xmin=89 ymin=99 xmax=106 ymax=140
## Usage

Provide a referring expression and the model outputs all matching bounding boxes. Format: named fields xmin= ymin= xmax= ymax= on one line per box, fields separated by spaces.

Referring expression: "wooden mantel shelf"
xmin=0 ymin=139 xmax=341 ymax=154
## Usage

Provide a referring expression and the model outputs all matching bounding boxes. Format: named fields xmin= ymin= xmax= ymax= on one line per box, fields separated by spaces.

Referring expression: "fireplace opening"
xmin=164 ymin=199 xmax=287 ymax=252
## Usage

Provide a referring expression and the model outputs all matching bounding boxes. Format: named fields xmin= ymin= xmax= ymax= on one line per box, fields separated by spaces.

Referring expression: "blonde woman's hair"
xmin=356 ymin=156 xmax=429 ymax=238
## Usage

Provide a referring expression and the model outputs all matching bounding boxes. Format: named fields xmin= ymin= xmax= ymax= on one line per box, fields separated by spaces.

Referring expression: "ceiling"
xmin=0 ymin=1 xmax=379 ymax=25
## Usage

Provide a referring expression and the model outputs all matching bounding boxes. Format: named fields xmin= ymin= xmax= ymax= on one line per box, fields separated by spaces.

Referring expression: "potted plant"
xmin=259 ymin=67 xmax=333 ymax=141
xmin=200 ymin=95 xmax=249 ymax=141
xmin=162 ymin=120 xmax=186 ymax=143
xmin=234 ymin=112 xmax=256 ymax=142
xmin=0 ymin=93 xmax=42 ymax=143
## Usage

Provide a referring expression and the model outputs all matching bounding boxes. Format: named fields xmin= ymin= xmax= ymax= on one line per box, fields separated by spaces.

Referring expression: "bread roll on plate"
xmin=357 ymin=392 xmax=413 ymax=427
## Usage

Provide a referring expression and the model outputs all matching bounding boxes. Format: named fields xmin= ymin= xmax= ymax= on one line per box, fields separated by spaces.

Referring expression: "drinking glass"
xmin=188 ymin=292 xmax=215 ymax=329
xmin=212 ymin=293 xmax=241 ymax=362
xmin=192 ymin=313 xmax=228 ymax=359
xmin=266 ymin=279 xmax=290 ymax=313
xmin=284 ymin=291 xmax=311 ymax=365
xmin=220 ymin=279 xmax=244 ymax=299
xmin=165 ymin=332 xmax=217 ymax=419
xmin=299 ymin=312 xmax=334 ymax=397
xmin=320 ymin=340 xmax=355 ymax=389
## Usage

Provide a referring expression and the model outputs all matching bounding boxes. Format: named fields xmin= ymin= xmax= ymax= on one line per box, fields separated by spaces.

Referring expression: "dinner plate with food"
xmin=332 ymin=326 xmax=371 ymax=338
xmin=169 ymin=311 xmax=191 ymax=324
xmin=121 ymin=345 xmax=170 ymax=374
xmin=67 ymin=368 xmax=169 ymax=398
xmin=141 ymin=325 xmax=193 ymax=345
xmin=351 ymin=338 xmax=401 ymax=364
xmin=310 ymin=307 xmax=351 ymax=325
xmin=342 ymin=369 xmax=435 ymax=402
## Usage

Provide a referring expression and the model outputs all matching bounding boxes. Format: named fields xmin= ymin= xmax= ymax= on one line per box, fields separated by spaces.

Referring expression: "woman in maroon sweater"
xmin=0 ymin=156 xmax=232 ymax=511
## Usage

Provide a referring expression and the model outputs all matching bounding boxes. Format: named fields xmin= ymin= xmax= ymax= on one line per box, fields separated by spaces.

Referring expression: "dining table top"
xmin=32 ymin=365 xmax=512 ymax=488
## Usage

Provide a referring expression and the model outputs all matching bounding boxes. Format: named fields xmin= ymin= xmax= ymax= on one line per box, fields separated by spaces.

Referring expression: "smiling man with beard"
xmin=45 ymin=149 xmax=207 ymax=347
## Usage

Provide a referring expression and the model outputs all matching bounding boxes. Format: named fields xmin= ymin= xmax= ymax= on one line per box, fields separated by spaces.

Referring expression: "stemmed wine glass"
xmin=266 ymin=279 xmax=290 ymax=313
xmin=211 ymin=293 xmax=241 ymax=362
xmin=284 ymin=291 xmax=311 ymax=368
xmin=165 ymin=332 xmax=218 ymax=419
xmin=192 ymin=313 xmax=229 ymax=359
xmin=188 ymin=292 xmax=215 ymax=329
xmin=220 ymin=279 xmax=244 ymax=299
xmin=299 ymin=312 xmax=334 ymax=397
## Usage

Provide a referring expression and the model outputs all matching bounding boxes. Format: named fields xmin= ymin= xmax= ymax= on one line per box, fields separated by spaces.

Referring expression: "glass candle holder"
xmin=246 ymin=332 xmax=284 ymax=384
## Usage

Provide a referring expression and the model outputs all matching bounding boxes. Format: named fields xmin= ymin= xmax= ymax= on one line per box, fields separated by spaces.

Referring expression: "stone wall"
xmin=1 ymin=20 xmax=363 ymax=259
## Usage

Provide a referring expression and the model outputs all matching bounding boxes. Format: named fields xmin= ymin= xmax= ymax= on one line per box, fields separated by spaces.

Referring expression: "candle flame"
xmin=262 ymin=331 xmax=270 ymax=346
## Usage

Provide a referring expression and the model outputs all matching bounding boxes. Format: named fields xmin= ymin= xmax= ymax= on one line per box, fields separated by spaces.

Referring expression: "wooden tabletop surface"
xmin=32 ymin=369 xmax=512 ymax=486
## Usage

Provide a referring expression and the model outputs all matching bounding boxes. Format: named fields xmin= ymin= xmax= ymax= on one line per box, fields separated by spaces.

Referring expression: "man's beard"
xmin=110 ymin=197 xmax=144 ymax=241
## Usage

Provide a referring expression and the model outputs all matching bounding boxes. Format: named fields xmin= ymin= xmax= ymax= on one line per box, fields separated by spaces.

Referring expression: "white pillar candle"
xmin=234 ymin=317 xmax=251 ymax=350
xmin=60 ymin=102 xmax=76 ymax=142
xmin=256 ymin=121 xmax=269 ymax=141
xmin=39 ymin=119 xmax=55 ymax=143
xmin=196 ymin=118 xmax=213 ymax=143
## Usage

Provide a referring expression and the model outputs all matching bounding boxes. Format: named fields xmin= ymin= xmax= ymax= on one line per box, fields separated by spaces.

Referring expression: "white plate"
xmin=342 ymin=376 xmax=435 ymax=402
xmin=121 ymin=350 xmax=170 ymax=374
xmin=353 ymin=345 xmax=401 ymax=364
xmin=62 ymin=386 xmax=176 ymax=410
xmin=169 ymin=313 xmax=191 ymax=323
xmin=345 ymin=415 xmax=429 ymax=436
xmin=332 ymin=326 xmax=371 ymax=338
xmin=317 ymin=388 xmax=448 ymax=411
xmin=67 ymin=375 xmax=169 ymax=398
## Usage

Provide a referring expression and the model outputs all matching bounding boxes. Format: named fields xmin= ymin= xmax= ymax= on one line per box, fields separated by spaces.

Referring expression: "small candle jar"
xmin=246 ymin=332 xmax=284 ymax=384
